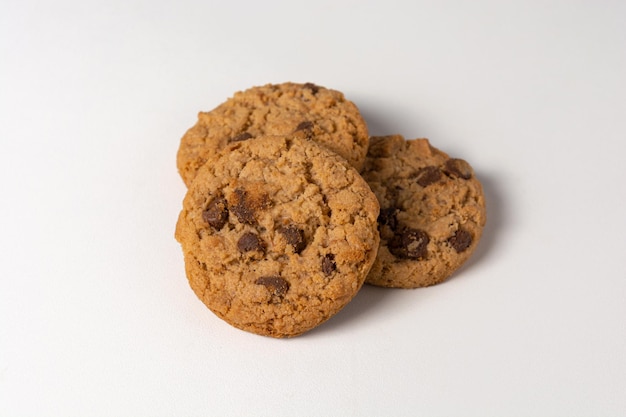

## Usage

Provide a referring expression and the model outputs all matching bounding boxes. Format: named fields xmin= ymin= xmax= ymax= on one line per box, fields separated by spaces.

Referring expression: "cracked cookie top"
xmin=361 ymin=135 xmax=486 ymax=288
xmin=175 ymin=135 xmax=380 ymax=337
xmin=176 ymin=82 xmax=369 ymax=187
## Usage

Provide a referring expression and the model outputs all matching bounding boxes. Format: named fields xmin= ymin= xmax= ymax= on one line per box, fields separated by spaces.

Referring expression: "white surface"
xmin=1 ymin=1 xmax=626 ymax=416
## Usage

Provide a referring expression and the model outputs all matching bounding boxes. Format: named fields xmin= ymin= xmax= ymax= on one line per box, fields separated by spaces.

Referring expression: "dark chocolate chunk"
xmin=447 ymin=229 xmax=473 ymax=253
xmin=443 ymin=158 xmax=473 ymax=180
xmin=202 ymin=197 xmax=228 ymax=230
xmin=377 ymin=207 xmax=398 ymax=231
xmin=278 ymin=225 xmax=306 ymax=254
xmin=230 ymin=132 xmax=253 ymax=142
xmin=230 ymin=188 xmax=256 ymax=225
xmin=303 ymin=82 xmax=320 ymax=94
xmin=237 ymin=232 xmax=265 ymax=253
xmin=415 ymin=166 xmax=442 ymax=187
xmin=295 ymin=121 xmax=314 ymax=132
xmin=255 ymin=276 xmax=290 ymax=296
xmin=389 ymin=228 xmax=430 ymax=260
xmin=322 ymin=254 xmax=336 ymax=275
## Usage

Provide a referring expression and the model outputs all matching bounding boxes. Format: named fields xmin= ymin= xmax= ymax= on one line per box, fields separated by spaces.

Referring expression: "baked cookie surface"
xmin=361 ymin=135 xmax=486 ymax=288
xmin=176 ymin=82 xmax=369 ymax=186
xmin=175 ymin=135 xmax=380 ymax=337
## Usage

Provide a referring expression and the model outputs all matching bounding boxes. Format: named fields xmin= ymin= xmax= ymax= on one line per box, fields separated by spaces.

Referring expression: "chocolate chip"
xmin=237 ymin=232 xmax=265 ymax=253
xmin=295 ymin=121 xmax=314 ymax=132
xmin=389 ymin=228 xmax=430 ymax=260
xmin=278 ymin=225 xmax=306 ymax=254
xmin=322 ymin=254 xmax=336 ymax=275
xmin=447 ymin=229 xmax=473 ymax=253
xmin=378 ymin=207 xmax=398 ymax=231
xmin=230 ymin=189 xmax=256 ymax=225
xmin=303 ymin=82 xmax=319 ymax=94
xmin=255 ymin=276 xmax=290 ymax=296
xmin=230 ymin=132 xmax=253 ymax=142
xmin=444 ymin=158 xmax=473 ymax=180
xmin=202 ymin=197 xmax=228 ymax=230
xmin=415 ymin=166 xmax=442 ymax=187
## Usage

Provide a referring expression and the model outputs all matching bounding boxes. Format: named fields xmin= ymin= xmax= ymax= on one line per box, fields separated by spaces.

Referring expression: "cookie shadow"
xmin=305 ymin=284 xmax=395 ymax=337
xmin=449 ymin=170 xmax=506 ymax=279
xmin=354 ymin=98 xmax=415 ymax=137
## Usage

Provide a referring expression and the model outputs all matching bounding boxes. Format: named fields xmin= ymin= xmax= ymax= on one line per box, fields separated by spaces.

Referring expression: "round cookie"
xmin=176 ymin=82 xmax=369 ymax=187
xmin=361 ymin=135 xmax=486 ymax=288
xmin=175 ymin=135 xmax=380 ymax=337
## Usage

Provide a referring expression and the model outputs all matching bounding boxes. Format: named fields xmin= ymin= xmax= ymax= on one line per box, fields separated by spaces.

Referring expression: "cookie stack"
xmin=174 ymin=82 xmax=486 ymax=338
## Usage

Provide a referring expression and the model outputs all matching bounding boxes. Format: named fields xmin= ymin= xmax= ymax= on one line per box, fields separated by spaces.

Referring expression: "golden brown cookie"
xmin=175 ymin=135 xmax=380 ymax=337
xmin=361 ymin=135 xmax=486 ymax=288
xmin=176 ymin=82 xmax=369 ymax=187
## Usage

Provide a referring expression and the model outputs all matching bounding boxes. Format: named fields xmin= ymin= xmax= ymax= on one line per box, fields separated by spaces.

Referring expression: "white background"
xmin=2 ymin=1 xmax=625 ymax=416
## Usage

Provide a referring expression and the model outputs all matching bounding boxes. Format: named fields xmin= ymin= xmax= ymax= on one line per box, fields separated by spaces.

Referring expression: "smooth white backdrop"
xmin=2 ymin=1 xmax=625 ymax=416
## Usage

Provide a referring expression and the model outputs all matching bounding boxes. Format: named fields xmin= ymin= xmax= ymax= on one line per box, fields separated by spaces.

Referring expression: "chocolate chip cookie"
xmin=176 ymin=82 xmax=369 ymax=187
xmin=175 ymin=135 xmax=380 ymax=337
xmin=361 ymin=135 xmax=486 ymax=288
